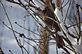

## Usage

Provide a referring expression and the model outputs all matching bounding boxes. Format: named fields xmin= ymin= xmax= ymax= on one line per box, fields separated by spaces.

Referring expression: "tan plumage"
xmin=42 ymin=7 xmax=60 ymax=31
xmin=56 ymin=0 xmax=61 ymax=8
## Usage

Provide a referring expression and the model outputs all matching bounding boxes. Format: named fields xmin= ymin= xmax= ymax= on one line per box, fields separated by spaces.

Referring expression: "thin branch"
xmin=62 ymin=0 xmax=70 ymax=8
xmin=67 ymin=22 xmax=82 ymax=28
xmin=6 ymin=0 xmax=21 ymax=5
xmin=63 ymin=0 xmax=71 ymax=23
xmin=76 ymin=4 xmax=81 ymax=40
xmin=0 ymin=1 xmax=24 ymax=53
xmin=24 ymin=40 xmax=38 ymax=51
xmin=62 ymin=0 xmax=64 ymax=5
xmin=3 ymin=22 xmax=40 ymax=42
xmin=7 ymin=0 xmax=44 ymax=27
xmin=9 ymin=50 xmax=14 ymax=54
xmin=15 ymin=22 xmax=40 ymax=36
xmin=20 ymin=45 xmax=29 ymax=54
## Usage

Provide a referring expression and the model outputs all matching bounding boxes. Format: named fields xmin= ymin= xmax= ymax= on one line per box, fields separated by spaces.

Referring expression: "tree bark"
xmin=39 ymin=27 xmax=49 ymax=54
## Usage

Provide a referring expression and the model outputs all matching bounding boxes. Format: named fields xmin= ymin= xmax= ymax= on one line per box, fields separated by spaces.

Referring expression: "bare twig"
xmin=15 ymin=22 xmax=40 ymax=36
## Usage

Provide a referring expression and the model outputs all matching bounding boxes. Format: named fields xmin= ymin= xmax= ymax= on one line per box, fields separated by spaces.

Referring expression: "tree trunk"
xmin=39 ymin=27 xmax=49 ymax=54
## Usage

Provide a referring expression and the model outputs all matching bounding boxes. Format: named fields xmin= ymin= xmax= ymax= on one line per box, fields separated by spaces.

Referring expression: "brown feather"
xmin=56 ymin=0 xmax=61 ymax=8
xmin=56 ymin=34 xmax=65 ymax=48
xmin=42 ymin=7 xmax=60 ymax=31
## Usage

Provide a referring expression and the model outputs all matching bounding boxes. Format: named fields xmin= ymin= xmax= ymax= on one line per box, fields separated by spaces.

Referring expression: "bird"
xmin=42 ymin=7 xmax=60 ymax=31
xmin=55 ymin=34 xmax=70 ymax=54
xmin=56 ymin=0 xmax=62 ymax=9
xmin=55 ymin=33 xmax=65 ymax=48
